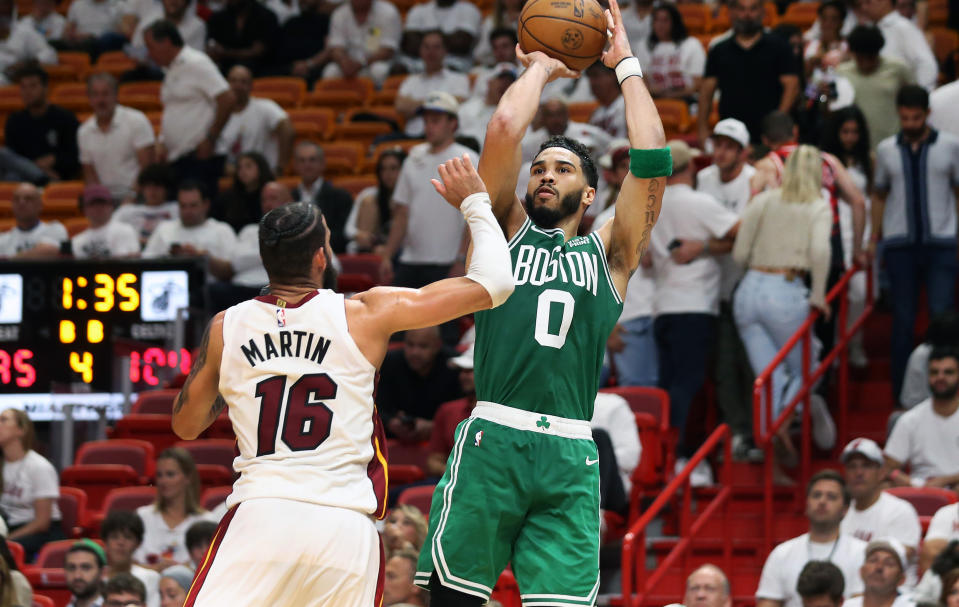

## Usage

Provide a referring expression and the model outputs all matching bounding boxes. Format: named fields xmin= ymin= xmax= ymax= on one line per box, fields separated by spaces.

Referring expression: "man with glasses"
xmin=102 ymin=573 xmax=147 ymax=607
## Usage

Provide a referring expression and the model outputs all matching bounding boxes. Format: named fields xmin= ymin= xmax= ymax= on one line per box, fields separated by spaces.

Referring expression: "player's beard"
xmin=523 ymin=187 xmax=583 ymax=229
xmin=931 ymin=379 xmax=959 ymax=399
xmin=324 ymin=255 xmax=339 ymax=291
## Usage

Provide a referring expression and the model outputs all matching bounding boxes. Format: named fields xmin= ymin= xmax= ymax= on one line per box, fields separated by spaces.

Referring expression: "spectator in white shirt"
xmin=145 ymin=19 xmax=235 ymax=198
xmin=470 ymin=27 xmax=520 ymax=99
xmin=623 ymin=0 xmax=654 ymax=59
xmin=520 ymin=99 xmax=611 ymax=167
xmin=79 ymin=73 xmax=156 ymax=201
xmin=114 ymin=162 xmax=179 ymax=247
xmin=71 ymin=184 xmax=141 ymax=259
xmin=217 ymin=65 xmax=294 ymax=175
xmin=843 ymin=539 xmax=914 ymax=607
xmin=457 ymin=63 xmax=515 ymax=144
xmin=130 ymin=0 xmax=206 ymax=52
xmin=472 ymin=0 xmax=521 ymax=67
xmin=901 ymin=313 xmax=959 ymax=409
xmin=101 ymin=510 xmax=161 ymax=607
xmin=0 ymin=182 xmax=67 ymax=258
xmin=65 ymin=541 xmax=106 ymax=607
xmin=401 ymin=0 xmax=481 ymax=72
xmin=756 ymin=471 xmax=867 ymax=607
xmin=643 ymin=3 xmax=706 ymax=101
xmin=142 ymin=181 xmax=237 ymax=284
xmin=860 ymin=0 xmax=937 ymax=89
xmin=917 ymin=516 xmax=959 ymax=601
xmin=591 ymin=392 xmax=641 ymax=494
xmin=884 ymin=348 xmax=959 ymax=490
xmin=0 ymin=0 xmax=57 ymax=86
xmin=839 ymin=438 xmax=920 ymax=581
xmin=586 ymin=63 xmax=627 ymax=138
xmin=396 ymin=31 xmax=470 ymax=136
xmin=321 ymin=0 xmax=400 ymax=86
xmin=929 ymin=80 xmax=959 ymax=139
xmin=58 ymin=0 xmax=124 ymax=59
xmin=797 ymin=561 xmax=846 ymax=607
xmin=19 ymin=0 xmax=66 ymax=40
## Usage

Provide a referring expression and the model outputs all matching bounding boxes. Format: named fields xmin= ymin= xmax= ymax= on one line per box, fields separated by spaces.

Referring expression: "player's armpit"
xmin=172 ymin=312 xmax=226 ymax=440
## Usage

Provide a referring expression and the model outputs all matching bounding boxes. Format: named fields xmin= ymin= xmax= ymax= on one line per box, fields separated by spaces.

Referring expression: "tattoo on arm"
xmin=173 ymin=320 xmax=213 ymax=415
xmin=211 ymin=394 xmax=227 ymax=417
xmin=635 ymin=179 xmax=660 ymax=259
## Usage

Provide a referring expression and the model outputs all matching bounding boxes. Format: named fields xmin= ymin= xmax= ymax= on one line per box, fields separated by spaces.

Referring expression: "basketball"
xmin=518 ymin=0 xmax=608 ymax=71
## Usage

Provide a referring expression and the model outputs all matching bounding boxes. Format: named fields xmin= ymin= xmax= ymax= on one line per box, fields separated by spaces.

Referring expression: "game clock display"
xmin=0 ymin=259 xmax=206 ymax=395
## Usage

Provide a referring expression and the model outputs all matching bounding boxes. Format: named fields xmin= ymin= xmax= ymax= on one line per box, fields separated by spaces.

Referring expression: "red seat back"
xmin=385 ymin=440 xmax=430 ymax=472
xmin=60 ymin=465 xmax=141 ymax=512
xmin=131 ymin=390 xmax=180 ymax=414
xmin=195 ymin=464 xmax=235 ymax=492
xmin=35 ymin=539 xmax=104 ymax=570
xmin=74 ymin=439 xmax=155 ymax=479
xmin=396 ymin=484 xmax=436 ymax=516
xmin=200 ymin=486 xmax=232 ymax=511
xmin=109 ymin=414 xmax=180 ymax=454
xmin=101 ymin=486 xmax=157 ymax=513
xmin=885 ymin=486 xmax=959 ymax=516
xmin=174 ymin=439 xmax=236 ymax=469
xmin=7 ymin=541 xmax=24 ymax=570
xmin=57 ymin=487 xmax=88 ymax=537
xmin=600 ymin=387 xmax=670 ymax=430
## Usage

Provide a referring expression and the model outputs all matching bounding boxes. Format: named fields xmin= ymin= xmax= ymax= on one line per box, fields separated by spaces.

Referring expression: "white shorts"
xmin=186 ymin=498 xmax=383 ymax=607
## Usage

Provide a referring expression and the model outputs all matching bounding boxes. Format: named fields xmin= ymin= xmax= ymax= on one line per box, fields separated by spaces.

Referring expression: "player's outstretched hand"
xmin=515 ymin=44 xmax=581 ymax=82
xmin=601 ymin=0 xmax=634 ymax=69
xmin=431 ymin=154 xmax=488 ymax=209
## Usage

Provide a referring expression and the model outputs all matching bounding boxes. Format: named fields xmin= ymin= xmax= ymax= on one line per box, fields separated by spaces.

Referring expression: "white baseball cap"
xmin=711 ymin=118 xmax=750 ymax=149
xmin=418 ymin=91 xmax=460 ymax=116
xmin=841 ymin=437 xmax=884 ymax=466
xmin=865 ymin=537 xmax=907 ymax=570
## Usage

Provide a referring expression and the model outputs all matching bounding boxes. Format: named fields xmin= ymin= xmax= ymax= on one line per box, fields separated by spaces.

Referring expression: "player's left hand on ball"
xmin=601 ymin=0 xmax=634 ymax=68
xmin=431 ymin=154 xmax=488 ymax=209
xmin=516 ymin=45 xmax=580 ymax=81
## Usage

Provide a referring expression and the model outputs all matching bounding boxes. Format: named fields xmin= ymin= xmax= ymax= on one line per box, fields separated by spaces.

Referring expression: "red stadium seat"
xmin=174 ymin=439 xmax=236 ymax=469
xmin=196 ymin=464 xmax=235 ymax=492
xmin=34 ymin=539 xmax=104 ymax=570
xmin=336 ymin=273 xmax=375 ymax=293
xmin=388 ymin=464 xmax=425 ymax=485
xmin=490 ymin=569 xmax=521 ymax=607
xmin=396 ymin=484 xmax=436 ymax=516
xmin=7 ymin=541 xmax=25 ymax=571
xmin=61 ymin=465 xmax=141 ymax=512
xmin=385 ymin=440 xmax=430 ymax=472
xmin=57 ymin=487 xmax=88 ymax=537
xmin=109 ymin=414 xmax=181 ymax=454
xmin=74 ymin=439 xmax=155 ymax=481
xmin=339 ymin=254 xmax=382 ymax=283
xmin=100 ymin=486 xmax=157 ymax=513
xmin=886 ymin=486 xmax=958 ymax=531
xmin=131 ymin=389 xmax=180 ymax=415
xmin=200 ymin=486 xmax=232 ymax=511
xmin=600 ymin=386 xmax=670 ymax=427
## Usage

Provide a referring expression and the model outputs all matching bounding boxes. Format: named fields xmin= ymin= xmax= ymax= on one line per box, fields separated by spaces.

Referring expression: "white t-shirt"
xmin=456 ymin=97 xmax=495 ymax=143
xmin=19 ymin=13 xmax=67 ymax=39
xmin=591 ymin=392 xmax=641 ymax=492
xmin=925 ymin=503 xmax=959 ymax=541
xmin=142 ymin=218 xmax=237 ymax=260
xmin=113 ymin=202 xmax=179 ymax=244
xmin=133 ymin=504 xmax=216 ymax=565
xmin=843 ymin=594 xmax=915 ymax=607
xmin=66 ymin=0 xmax=119 ymax=36
xmin=900 ymin=343 xmax=931 ymax=409
xmin=756 ymin=533 xmax=867 ymax=607
xmin=397 ymin=70 xmax=470 ymax=135
xmin=326 ymin=0 xmax=401 ymax=63
xmin=72 ymin=221 xmax=141 ymax=259
xmin=0 ymin=23 xmax=57 ymax=86
xmin=595 ymin=203 xmax=655 ymax=321
xmin=230 ymin=224 xmax=268 ymax=286
xmin=216 ymin=97 xmax=288 ymax=170
xmin=392 ymin=142 xmax=476 ymax=264
xmin=78 ymin=105 xmax=156 ymax=200
xmin=884 ymin=398 xmax=959 ymax=482
xmin=622 ymin=9 xmax=652 ymax=61
xmin=131 ymin=564 xmax=161 ymax=607
xmin=648 ymin=183 xmax=739 ymax=315
xmin=0 ymin=221 xmax=68 ymax=257
xmin=842 ymin=492 xmax=921 ymax=546
xmin=647 ymin=37 xmax=706 ymax=93
xmin=131 ymin=10 xmax=206 ymax=50
xmin=876 ymin=11 xmax=938 ymax=90
xmin=0 ymin=450 xmax=62 ymax=526
xmin=696 ymin=163 xmax=756 ymax=301
xmin=589 ymin=95 xmax=627 ymax=139
xmin=160 ymin=46 xmax=230 ymax=161
xmin=929 ymin=81 xmax=959 ymax=140
xmin=404 ymin=0 xmax=481 ymax=36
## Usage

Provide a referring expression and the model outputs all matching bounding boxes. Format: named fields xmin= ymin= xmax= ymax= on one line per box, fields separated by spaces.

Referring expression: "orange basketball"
xmin=518 ymin=0 xmax=608 ymax=71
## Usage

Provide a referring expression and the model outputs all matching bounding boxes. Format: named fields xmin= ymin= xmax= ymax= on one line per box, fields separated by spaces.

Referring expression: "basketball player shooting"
xmin=414 ymin=1 xmax=670 ymax=605
xmin=169 ymin=156 xmax=514 ymax=606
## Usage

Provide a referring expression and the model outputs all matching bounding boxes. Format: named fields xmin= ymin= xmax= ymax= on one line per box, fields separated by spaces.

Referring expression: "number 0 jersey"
xmin=218 ymin=290 xmax=387 ymax=518
xmin=473 ymin=217 xmax=623 ymax=421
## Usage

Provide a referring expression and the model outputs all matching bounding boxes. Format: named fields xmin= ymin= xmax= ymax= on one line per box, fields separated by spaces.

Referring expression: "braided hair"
xmin=259 ymin=202 xmax=328 ymax=284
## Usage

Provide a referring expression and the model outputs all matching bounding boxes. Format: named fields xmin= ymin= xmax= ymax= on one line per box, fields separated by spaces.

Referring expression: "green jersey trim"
xmin=589 ymin=231 xmax=623 ymax=305
xmin=508 ymin=217 xmax=533 ymax=250
xmin=529 ymin=224 xmax=566 ymax=239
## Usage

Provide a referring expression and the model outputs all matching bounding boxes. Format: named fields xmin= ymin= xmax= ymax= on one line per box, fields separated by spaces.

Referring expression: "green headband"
xmin=72 ymin=538 xmax=107 ymax=567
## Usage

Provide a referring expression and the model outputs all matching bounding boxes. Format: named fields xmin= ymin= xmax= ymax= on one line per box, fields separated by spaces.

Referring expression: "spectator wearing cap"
xmin=101 ymin=510 xmax=160 ymax=607
xmin=840 ymin=438 xmax=920 ymax=579
xmin=593 ymin=142 xmax=658 ymax=389
xmin=79 ymin=73 xmax=156 ymax=203
xmin=145 ymin=20 xmax=235 ymax=198
xmin=859 ymin=0 xmax=936 ymax=90
xmin=836 ymin=26 xmax=914 ymax=153
xmin=0 ymin=182 xmax=67 ymax=258
xmin=648 ymin=140 xmax=739 ymax=482
xmin=288 ymin=141 xmax=354 ymax=254
xmin=685 ymin=564 xmax=732 ymax=607
xmin=380 ymin=92 xmax=477 ymax=293
xmin=158 ymin=566 xmax=191 ymax=607
xmin=102 ymin=572 xmax=147 ymax=607
xmin=114 ymin=163 xmax=179 ymax=248
xmin=71 ymin=185 xmax=141 ymax=259
xmin=395 ymin=31 xmax=469 ymax=137
xmin=796 ymin=561 xmax=845 ymax=607
xmin=401 ymin=0 xmax=481 ymax=73
xmin=320 ymin=0 xmax=401 ymax=86
xmin=884 ymin=347 xmax=959 ymax=490
xmin=586 ymin=63 xmax=627 ymax=139
xmin=456 ymin=63 xmax=515 ymax=143
xmin=65 ymin=540 xmax=106 ymax=607
xmin=695 ymin=118 xmax=757 ymax=461
xmin=756 ymin=471 xmax=866 ymax=607
xmin=843 ymin=539 xmax=914 ymax=607
xmin=425 ymin=344 xmax=476 ymax=477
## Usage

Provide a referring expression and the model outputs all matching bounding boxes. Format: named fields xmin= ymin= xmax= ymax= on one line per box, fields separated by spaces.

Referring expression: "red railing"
xmin=620 ymin=424 xmax=732 ymax=607
xmin=752 ymin=265 xmax=874 ymax=550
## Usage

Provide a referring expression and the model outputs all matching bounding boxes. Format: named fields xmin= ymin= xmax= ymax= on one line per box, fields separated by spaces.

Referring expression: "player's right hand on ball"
xmin=515 ymin=44 xmax=581 ymax=82
xmin=431 ymin=154 xmax=488 ymax=209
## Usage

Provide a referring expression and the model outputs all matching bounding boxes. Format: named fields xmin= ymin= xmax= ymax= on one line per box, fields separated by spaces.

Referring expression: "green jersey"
xmin=473 ymin=217 xmax=624 ymax=421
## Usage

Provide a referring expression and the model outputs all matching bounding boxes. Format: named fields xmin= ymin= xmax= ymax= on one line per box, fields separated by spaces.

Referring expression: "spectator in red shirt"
xmin=425 ymin=344 xmax=476 ymax=477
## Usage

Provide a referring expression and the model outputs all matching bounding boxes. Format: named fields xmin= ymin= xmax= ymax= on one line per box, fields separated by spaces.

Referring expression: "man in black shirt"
xmin=206 ymin=0 xmax=279 ymax=75
xmin=3 ymin=64 xmax=79 ymax=182
xmin=697 ymin=0 xmax=800 ymax=146
xmin=376 ymin=326 xmax=462 ymax=442
xmin=269 ymin=0 xmax=330 ymax=83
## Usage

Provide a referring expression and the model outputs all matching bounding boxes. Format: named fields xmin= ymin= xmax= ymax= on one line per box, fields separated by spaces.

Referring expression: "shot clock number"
xmin=61 ymin=273 xmax=140 ymax=312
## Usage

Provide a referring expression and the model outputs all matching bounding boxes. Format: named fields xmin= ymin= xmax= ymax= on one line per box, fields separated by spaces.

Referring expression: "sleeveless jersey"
xmin=218 ymin=290 xmax=387 ymax=518
xmin=473 ymin=217 xmax=623 ymax=421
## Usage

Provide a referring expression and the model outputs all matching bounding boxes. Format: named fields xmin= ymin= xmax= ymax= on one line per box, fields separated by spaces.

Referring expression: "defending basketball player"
xmin=414 ymin=1 xmax=668 ymax=605
xmin=169 ymin=156 xmax=514 ymax=606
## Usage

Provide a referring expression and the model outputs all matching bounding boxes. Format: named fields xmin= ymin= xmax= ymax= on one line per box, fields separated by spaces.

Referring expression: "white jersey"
xmin=218 ymin=290 xmax=386 ymax=518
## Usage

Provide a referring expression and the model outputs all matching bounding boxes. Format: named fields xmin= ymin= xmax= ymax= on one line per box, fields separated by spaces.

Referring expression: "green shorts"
xmin=414 ymin=402 xmax=601 ymax=606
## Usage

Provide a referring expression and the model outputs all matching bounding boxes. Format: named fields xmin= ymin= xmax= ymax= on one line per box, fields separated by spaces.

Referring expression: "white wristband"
xmin=615 ymin=56 xmax=643 ymax=85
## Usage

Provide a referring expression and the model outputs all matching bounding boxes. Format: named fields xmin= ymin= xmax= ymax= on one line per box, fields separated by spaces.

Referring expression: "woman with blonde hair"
xmin=0 ymin=409 xmax=64 ymax=560
xmin=733 ymin=145 xmax=836 ymax=463
xmin=135 ymin=447 xmax=215 ymax=571
xmin=382 ymin=504 xmax=427 ymax=558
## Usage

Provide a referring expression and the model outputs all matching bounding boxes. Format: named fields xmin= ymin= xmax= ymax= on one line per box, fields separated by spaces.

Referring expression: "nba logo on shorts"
xmin=474 ymin=430 xmax=484 ymax=447
xmin=276 ymin=309 xmax=287 ymax=327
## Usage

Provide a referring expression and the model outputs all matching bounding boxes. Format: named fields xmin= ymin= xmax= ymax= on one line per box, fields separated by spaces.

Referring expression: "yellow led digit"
xmin=93 ymin=273 xmax=115 ymax=312
xmin=59 ymin=320 xmax=76 ymax=344
xmin=87 ymin=320 xmax=104 ymax=344
xmin=61 ymin=278 xmax=73 ymax=310
xmin=69 ymin=351 xmax=93 ymax=383
xmin=117 ymin=273 xmax=139 ymax=311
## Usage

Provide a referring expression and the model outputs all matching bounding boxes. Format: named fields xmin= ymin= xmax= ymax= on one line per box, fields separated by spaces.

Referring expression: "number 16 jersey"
xmin=473 ymin=217 xmax=623 ymax=421
xmin=218 ymin=290 xmax=387 ymax=518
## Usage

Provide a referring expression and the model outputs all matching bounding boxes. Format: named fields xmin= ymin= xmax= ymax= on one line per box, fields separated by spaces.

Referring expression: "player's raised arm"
xmin=171 ymin=312 xmax=227 ymax=440
xmin=598 ymin=0 xmax=669 ymax=296
xmin=480 ymin=46 xmax=579 ymax=236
